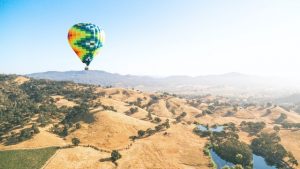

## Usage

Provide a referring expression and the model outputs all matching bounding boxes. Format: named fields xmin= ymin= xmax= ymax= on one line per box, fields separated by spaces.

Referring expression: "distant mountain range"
xmin=28 ymin=70 xmax=300 ymax=99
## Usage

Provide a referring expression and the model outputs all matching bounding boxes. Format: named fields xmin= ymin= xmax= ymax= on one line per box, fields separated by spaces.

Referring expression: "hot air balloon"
xmin=68 ymin=23 xmax=105 ymax=70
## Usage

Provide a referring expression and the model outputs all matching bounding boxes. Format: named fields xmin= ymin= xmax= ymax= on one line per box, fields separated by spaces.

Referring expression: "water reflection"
xmin=197 ymin=125 xmax=224 ymax=132
xmin=209 ymin=149 xmax=276 ymax=169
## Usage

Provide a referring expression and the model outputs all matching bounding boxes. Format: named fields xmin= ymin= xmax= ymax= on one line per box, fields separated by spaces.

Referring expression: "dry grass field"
xmin=1 ymin=76 xmax=300 ymax=169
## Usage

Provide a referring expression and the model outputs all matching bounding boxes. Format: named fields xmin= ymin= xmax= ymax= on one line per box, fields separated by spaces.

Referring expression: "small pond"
xmin=253 ymin=155 xmax=276 ymax=169
xmin=197 ymin=125 xmax=224 ymax=132
xmin=210 ymin=149 xmax=276 ymax=169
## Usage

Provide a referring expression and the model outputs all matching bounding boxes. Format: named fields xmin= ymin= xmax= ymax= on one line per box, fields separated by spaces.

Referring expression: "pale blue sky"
xmin=1 ymin=0 xmax=300 ymax=77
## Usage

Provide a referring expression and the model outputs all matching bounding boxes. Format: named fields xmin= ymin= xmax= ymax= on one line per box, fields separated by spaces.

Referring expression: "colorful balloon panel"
xmin=68 ymin=23 xmax=105 ymax=66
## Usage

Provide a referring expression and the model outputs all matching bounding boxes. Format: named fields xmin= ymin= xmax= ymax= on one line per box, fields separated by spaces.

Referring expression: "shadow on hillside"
xmin=99 ymin=157 xmax=112 ymax=162
xmin=99 ymin=157 xmax=118 ymax=166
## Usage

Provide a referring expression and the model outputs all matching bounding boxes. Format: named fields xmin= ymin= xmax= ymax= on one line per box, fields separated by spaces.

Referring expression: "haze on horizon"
xmin=1 ymin=0 xmax=300 ymax=78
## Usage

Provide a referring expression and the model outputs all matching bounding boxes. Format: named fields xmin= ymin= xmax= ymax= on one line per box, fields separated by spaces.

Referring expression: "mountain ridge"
xmin=27 ymin=70 xmax=300 ymax=99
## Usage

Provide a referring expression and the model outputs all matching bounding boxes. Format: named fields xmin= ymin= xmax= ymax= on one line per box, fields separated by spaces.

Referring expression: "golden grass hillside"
xmin=1 ymin=76 xmax=300 ymax=169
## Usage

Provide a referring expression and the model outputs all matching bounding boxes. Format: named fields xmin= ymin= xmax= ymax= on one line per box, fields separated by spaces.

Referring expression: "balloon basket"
xmin=84 ymin=66 xmax=89 ymax=71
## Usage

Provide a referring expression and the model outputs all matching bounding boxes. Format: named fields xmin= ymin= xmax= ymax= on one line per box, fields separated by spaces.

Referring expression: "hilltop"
xmin=28 ymin=70 xmax=300 ymax=99
xmin=0 ymin=74 xmax=300 ymax=169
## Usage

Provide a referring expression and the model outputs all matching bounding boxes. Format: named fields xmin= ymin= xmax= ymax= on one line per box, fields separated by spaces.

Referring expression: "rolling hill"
xmin=0 ymin=74 xmax=300 ymax=169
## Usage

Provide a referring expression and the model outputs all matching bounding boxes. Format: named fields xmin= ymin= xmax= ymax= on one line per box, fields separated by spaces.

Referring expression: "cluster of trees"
xmin=223 ymin=123 xmax=239 ymax=132
xmin=62 ymin=103 xmax=89 ymax=124
xmin=214 ymin=138 xmax=252 ymax=168
xmin=0 ymin=75 xmax=112 ymax=146
xmin=210 ymin=130 xmax=252 ymax=168
xmin=240 ymin=121 xmax=266 ymax=135
xmin=194 ymin=113 xmax=202 ymax=118
xmin=242 ymin=103 xmax=257 ymax=109
xmin=202 ymin=109 xmax=213 ymax=115
xmin=122 ymin=90 xmax=129 ymax=96
xmin=187 ymin=99 xmax=202 ymax=108
xmin=251 ymin=132 xmax=298 ymax=168
xmin=49 ymin=103 xmax=87 ymax=137
xmin=51 ymin=122 xmax=81 ymax=137
xmin=0 ymin=77 xmax=45 ymax=141
xmin=225 ymin=110 xmax=235 ymax=117
xmin=194 ymin=122 xmax=252 ymax=168
xmin=129 ymin=98 xmax=143 ymax=107
xmin=208 ymin=105 xmax=215 ymax=111
xmin=161 ymin=92 xmax=171 ymax=97
xmin=5 ymin=123 xmax=40 ymax=145
xmin=281 ymin=122 xmax=300 ymax=129
xmin=91 ymin=100 xmax=116 ymax=112
xmin=147 ymin=112 xmax=153 ymax=120
xmin=175 ymin=112 xmax=187 ymax=122
xmin=0 ymin=75 xmax=100 ymax=139
xmin=145 ymin=95 xmax=159 ymax=109
xmin=153 ymin=117 xmax=161 ymax=123
xmin=202 ymin=143 xmax=217 ymax=168
xmin=125 ymin=107 xmax=138 ymax=115
xmin=102 ymin=105 xmax=117 ymax=112
xmin=0 ymin=88 xmax=39 ymax=135
xmin=51 ymin=124 xmax=69 ymax=137
xmin=130 ymin=119 xmax=170 ymax=141
xmin=193 ymin=129 xmax=211 ymax=137
xmin=21 ymin=79 xmax=100 ymax=103
xmin=275 ymin=113 xmax=287 ymax=124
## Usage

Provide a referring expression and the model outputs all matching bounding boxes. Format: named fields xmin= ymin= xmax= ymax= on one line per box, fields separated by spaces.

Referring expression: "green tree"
xmin=37 ymin=115 xmax=47 ymax=127
xmin=155 ymin=125 xmax=162 ymax=132
xmin=147 ymin=112 xmax=152 ymax=120
xmin=154 ymin=117 xmax=161 ymax=123
xmin=137 ymin=130 xmax=145 ymax=137
xmin=75 ymin=123 xmax=81 ymax=129
xmin=251 ymin=132 xmax=287 ymax=166
xmin=111 ymin=150 xmax=122 ymax=162
xmin=19 ymin=128 xmax=33 ymax=141
xmin=146 ymin=128 xmax=155 ymax=136
xmin=235 ymin=154 xmax=243 ymax=164
xmin=61 ymin=126 xmax=68 ymax=136
xmin=31 ymin=123 xmax=40 ymax=134
xmin=72 ymin=137 xmax=80 ymax=146
xmin=287 ymin=151 xmax=299 ymax=167
xmin=273 ymin=125 xmax=280 ymax=132
xmin=129 ymin=135 xmax=137 ymax=141
xmin=164 ymin=119 xmax=170 ymax=128
xmin=275 ymin=113 xmax=287 ymax=124
xmin=233 ymin=165 xmax=244 ymax=169
xmin=213 ymin=138 xmax=252 ymax=166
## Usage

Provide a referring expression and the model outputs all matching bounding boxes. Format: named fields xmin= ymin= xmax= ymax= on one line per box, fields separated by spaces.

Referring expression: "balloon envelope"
xmin=68 ymin=23 xmax=105 ymax=66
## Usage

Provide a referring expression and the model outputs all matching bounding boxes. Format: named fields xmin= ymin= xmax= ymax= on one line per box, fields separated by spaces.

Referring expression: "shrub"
xmin=31 ymin=123 xmax=40 ymax=134
xmin=240 ymin=121 xmax=265 ymax=135
xmin=275 ymin=113 xmax=287 ymax=124
xmin=154 ymin=117 xmax=161 ymax=123
xmin=72 ymin=137 xmax=80 ymax=146
xmin=273 ymin=125 xmax=280 ymax=132
xmin=137 ymin=130 xmax=145 ymax=137
xmin=111 ymin=150 xmax=122 ymax=162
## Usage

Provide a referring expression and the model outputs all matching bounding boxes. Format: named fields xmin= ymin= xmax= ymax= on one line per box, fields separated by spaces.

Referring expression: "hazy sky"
xmin=1 ymin=0 xmax=300 ymax=77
